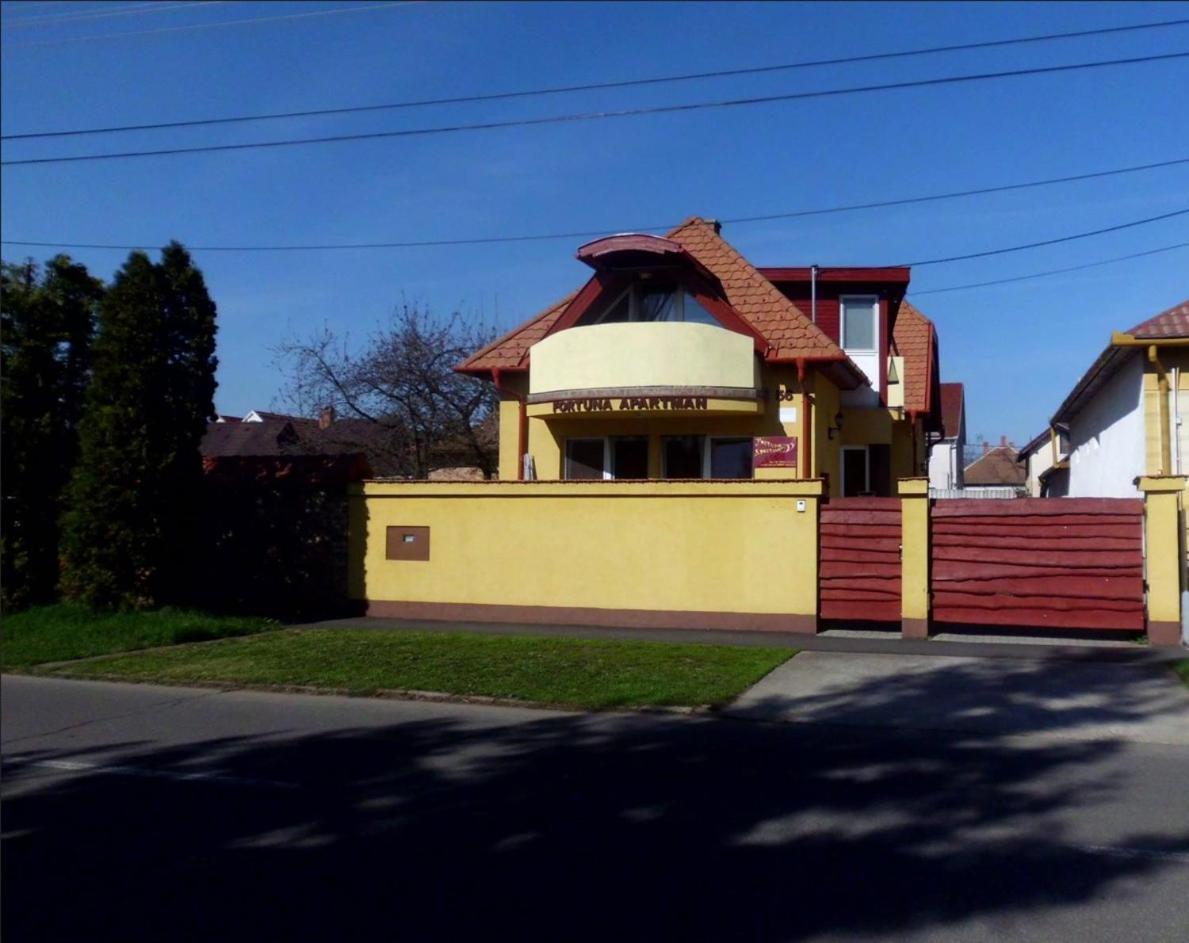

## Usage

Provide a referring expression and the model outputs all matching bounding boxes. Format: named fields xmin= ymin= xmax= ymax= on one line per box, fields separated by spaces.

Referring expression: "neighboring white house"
xmin=927 ymin=382 xmax=966 ymax=492
xmin=1016 ymin=425 xmax=1070 ymax=497
xmin=1049 ymin=300 xmax=1189 ymax=498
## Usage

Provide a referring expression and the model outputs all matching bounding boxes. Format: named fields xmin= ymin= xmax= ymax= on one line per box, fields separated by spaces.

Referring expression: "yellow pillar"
xmin=1138 ymin=475 xmax=1186 ymax=647
xmin=899 ymin=477 xmax=931 ymax=639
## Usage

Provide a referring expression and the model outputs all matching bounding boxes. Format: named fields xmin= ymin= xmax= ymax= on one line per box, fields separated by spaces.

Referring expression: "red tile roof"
xmin=964 ymin=445 xmax=1026 ymax=487
xmin=1127 ymin=298 xmax=1189 ymax=338
xmin=890 ymin=301 xmax=937 ymax=415
xmin=457 ymin=217 xmax=858 ymax=376
xmin=939 ymin=382 xmax=964 ymax=440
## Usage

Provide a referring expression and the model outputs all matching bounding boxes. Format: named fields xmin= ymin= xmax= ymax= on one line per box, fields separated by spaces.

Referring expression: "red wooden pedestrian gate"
xmin=820 ymin=497 xmax=901 ymax=623
xmin=929 ymin=498 xmax=1146 ymax=631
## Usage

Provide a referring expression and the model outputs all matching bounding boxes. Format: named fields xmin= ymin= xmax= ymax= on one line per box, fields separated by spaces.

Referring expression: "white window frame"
xmin=586 ymin=284 xmax=715 ymax=325
xmin=703 ymin=436 xmax=754 ymax=479
xmin=840 ymin=445 xmax=870 ymax=496
xmin=839 ymin=295 xmax=879 ymax=354
xmin=564 ymin=437 xmax=612 ymax=480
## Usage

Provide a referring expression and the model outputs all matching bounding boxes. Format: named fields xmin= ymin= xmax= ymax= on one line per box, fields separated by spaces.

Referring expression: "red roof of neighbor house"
xmin=890 ymin=300 xmax=938 ymax=416
xmin=456 ymin=217 xmax=860 ymax=377
xmin=1127 ymin=298 xmax=1189 ymax=338
xmin=964 ymin=445 xmax=1026 ymax=487
xmin=939 ymin=382 xmax=964 ymax=440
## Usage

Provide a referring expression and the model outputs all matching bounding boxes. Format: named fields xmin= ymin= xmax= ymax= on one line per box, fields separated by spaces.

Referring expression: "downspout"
xmin=492 ymin=367 xmax=527 ymax=481
xmin=797 ymin=359 xmax=813 ymax=479
xmin=1150 ymin=346 xmax=1173 ymax=475
xmin=1175 ymin=366 xmax=1182 ymax=474
xmin=909 ymin=410 xmax=919 ymax=474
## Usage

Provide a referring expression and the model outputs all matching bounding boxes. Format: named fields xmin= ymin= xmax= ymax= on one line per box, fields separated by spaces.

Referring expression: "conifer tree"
xmin=1 ymin=256 xmax=103 ymax=609
xmin=61 ymin=244 xmax=218 ymax=608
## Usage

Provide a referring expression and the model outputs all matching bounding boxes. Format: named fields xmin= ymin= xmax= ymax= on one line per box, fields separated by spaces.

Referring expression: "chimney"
xmin=319 ymin=405 xmax=336 ymax=430
xmin=983 ymin=441 xmax=990 ymax=455
xmin=1000 ymin=434 xmax=1008 ymax=448
xmin=706 ymin=218 xmax=722 ymax=234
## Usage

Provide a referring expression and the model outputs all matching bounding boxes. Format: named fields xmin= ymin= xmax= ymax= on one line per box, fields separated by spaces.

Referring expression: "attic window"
xmin=582 ymin=283 xmax=719 ymax=327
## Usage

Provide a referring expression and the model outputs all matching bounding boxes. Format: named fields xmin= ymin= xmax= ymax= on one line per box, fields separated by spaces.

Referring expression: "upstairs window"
xmin=583 ymin=283 xmax=720 ymax=327
xmin=840 ymin=296 xmax=878 ymax=352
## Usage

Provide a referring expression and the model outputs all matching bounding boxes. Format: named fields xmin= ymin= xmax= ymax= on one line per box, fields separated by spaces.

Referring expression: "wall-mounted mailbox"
xmin=386 ymin=526 xmax=430 ymax=561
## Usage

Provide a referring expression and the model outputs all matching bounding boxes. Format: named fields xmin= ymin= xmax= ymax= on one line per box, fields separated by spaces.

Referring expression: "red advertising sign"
xmin=753 ymin=436 xmax=799 ymax=468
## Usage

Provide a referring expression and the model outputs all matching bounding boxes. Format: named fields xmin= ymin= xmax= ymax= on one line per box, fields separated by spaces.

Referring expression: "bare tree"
xmin=275 ymin=304 xmax=499 ymax=478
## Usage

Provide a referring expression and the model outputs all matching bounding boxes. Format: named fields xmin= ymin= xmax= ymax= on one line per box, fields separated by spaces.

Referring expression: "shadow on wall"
xmin=4 ymin=658 xmax=1188 ymax=941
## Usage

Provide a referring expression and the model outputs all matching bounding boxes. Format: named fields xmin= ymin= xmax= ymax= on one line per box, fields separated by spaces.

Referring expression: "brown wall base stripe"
xmin=366 ymin=600 xmax=819 ymax=635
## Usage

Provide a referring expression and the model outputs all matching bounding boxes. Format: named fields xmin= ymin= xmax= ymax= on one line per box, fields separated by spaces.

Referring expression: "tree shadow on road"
xmin=3 ymin=658 xmax=1188 ymax=942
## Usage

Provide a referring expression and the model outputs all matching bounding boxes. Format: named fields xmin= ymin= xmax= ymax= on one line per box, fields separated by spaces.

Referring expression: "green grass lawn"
xmin=0 ymin=604 xmax=274 ymax=670
xmin=43 ymin=628 xmax=794 ymax=710
xmin=1174 ymin=659 xmax=1189 ymax=688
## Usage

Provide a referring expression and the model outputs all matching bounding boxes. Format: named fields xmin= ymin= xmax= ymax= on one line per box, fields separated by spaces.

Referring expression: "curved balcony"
xmin=527 ymin=322 xmax=760 ymax=413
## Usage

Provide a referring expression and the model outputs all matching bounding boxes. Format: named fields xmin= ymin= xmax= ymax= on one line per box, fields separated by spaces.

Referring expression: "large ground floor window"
xmin=564 ymin=435 xmax=754 ymax=480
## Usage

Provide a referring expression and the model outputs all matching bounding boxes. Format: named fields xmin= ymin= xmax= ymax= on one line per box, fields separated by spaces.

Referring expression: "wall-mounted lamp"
xmin=827 ymin=411 xmax=845 ymax=440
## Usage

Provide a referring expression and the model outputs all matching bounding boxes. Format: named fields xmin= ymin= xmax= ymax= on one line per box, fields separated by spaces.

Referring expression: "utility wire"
xmin=5 ymin=16 xmax=1187 ymax=140
xmin=1 ymin=2 xmax=225 ymax=28
xmin=3 ymin=156 xmax=1187 ymax=251
xmin=6 ymin=209 xmax=1187 ymax=274
xmin=901 ymin=207 xmax=1189 ymax=267
xmin=909 ymin=241 xmax=1189 ymax=296
xmin=1 ymin=1 xmax=417 ymax=48
xmin=5 ymin=50 xmax=1188 ymax=166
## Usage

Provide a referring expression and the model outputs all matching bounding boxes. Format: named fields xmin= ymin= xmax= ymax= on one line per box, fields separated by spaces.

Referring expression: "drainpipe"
xmin=1109 ymin=332 xmax=1189 ymax=476
xmin=797 ymin=358 xmax=812 ymax=479
xmin=1150 ymin=346 xmax=1173 ymax=475
xmin=1175 ymin=366 xmax=1182 ymax=474
xmin=810 ymin=265 xmax=819 ymax=324
xmin=492 ymin=368 xmax=527 ymax=481
xmin=909 ymin=411 xmax=919 ymax=473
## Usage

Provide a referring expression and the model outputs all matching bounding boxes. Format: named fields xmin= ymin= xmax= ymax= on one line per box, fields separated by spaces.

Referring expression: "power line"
xmin=909 ymin=241 xmax=1189 ymax=296
xmin=5 ymin=50 xmax=1188 ymax=166
xmin=1 ymin=1 xmax=418 ymax=48
xmin=6 ymin=208 xmax=1187 ymax=276
xmin=902 ymin=207 xmax=1189 ymax=267
xmin=3 ymin=156 xmax=1187 ymax=251
xmin=6 ymin=16 xmax=1188 ymax=140
xmin=1 ymin=2 xmax=225 ymax=28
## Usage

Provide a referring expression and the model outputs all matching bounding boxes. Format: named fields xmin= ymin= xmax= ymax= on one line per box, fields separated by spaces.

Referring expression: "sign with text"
xmin=553 ymin=396 xmax=709 ymax=414
xmin=753 ymin=436 xmax=799 ymax=468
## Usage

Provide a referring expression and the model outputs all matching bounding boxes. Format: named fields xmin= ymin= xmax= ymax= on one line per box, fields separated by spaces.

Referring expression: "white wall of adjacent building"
xmin=928 ymin=439 xmax=964 ymax=490
xmin=1066 ymin=354 xmax=1145 ymax=497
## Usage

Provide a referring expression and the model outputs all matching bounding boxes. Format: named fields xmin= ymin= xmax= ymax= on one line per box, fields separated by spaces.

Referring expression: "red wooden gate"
xmin=930 ymin=498 xmax=1145 ymax=631
xmin=820 ymin=497 xmax=901 ymax=623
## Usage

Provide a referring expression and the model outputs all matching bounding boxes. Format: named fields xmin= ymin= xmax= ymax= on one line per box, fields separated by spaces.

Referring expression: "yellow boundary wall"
xmin=349 ymin=479 xmax=823 ymax=632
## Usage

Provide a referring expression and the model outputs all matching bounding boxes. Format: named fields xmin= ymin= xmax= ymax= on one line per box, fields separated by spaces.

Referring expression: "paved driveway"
xmin=727 ymin=651 xmax=1189 ymax=745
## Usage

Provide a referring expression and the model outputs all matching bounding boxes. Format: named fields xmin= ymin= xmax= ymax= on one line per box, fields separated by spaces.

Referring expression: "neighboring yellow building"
xmin=1046 ymin=299 xmax=1189 ymax=497
xmin=456 ymin=218 xmax=945 ymax=496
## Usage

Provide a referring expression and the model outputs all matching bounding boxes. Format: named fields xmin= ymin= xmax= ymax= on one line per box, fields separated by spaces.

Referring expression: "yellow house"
xmin=456 ymin=218 xmax=945 ymax=495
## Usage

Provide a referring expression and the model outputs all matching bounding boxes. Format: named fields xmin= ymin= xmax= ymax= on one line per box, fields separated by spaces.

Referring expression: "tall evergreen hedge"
xmin=61 ymin=243 xmax=218 ymax=609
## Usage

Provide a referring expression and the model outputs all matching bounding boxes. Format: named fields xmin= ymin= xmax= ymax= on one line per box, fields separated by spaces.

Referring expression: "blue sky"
xmin=2 ymin=0 xmax=1187 ymax=445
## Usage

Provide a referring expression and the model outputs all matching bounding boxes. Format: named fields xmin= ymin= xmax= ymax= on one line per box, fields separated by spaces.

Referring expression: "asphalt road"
xmin=3 ymin=674 xmax=1189 ymax=942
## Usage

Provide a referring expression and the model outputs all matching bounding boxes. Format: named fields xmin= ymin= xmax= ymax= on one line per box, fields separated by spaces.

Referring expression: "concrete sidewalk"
xmin=724 ymin=651 xmax=1189 ymax=745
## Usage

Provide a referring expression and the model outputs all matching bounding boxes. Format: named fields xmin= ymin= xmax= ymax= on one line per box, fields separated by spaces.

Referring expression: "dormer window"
xmin=582 ymin=283 xmax=720 ymax=327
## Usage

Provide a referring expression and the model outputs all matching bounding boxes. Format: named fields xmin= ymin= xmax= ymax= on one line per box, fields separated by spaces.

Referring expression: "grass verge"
xmin=1 ymin=604 xmax=274 ymax=670
xmin=43 ymin=628 xmax=794 ymax=710
xmin=1174 ymin=659 xmax=1189 ymax=688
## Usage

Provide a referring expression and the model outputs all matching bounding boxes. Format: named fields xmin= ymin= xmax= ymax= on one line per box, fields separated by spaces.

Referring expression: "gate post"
xmin=1138 ymin=475 xmax=1186 ymax=647
xmin=899 ymin=477 xmax=931 ymax=640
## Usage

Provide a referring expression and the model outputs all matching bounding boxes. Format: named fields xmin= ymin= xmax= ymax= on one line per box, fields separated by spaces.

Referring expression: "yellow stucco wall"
xmin=529 ymin=322 xmax=758 ymax=394
xmin=349 ymin=480 xmax=823 ymax=619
